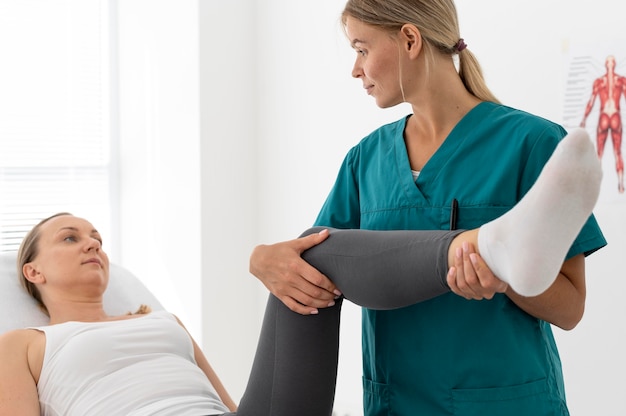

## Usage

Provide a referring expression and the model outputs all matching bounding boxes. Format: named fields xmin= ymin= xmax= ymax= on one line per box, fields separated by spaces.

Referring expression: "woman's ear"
xmin=399 ymin=24 xmax=422 ymax=57
xmin=23 ymin=263 xmax=45 ymax=284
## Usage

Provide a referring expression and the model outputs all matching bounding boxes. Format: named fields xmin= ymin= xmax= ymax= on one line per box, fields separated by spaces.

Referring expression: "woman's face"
xmin=346 ymin=16 xmax=404 ymax=108
xmin=27 ymin=215 xmax=109 ymax=293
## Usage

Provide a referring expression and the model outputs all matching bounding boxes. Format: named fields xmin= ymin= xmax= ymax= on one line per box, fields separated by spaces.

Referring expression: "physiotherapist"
xmin=249 ymin=1 xmax=607 ymax=414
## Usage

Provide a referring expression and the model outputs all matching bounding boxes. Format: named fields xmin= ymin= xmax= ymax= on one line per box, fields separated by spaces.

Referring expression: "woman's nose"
xmin=351 ymin=61 xmax=363 ymax=79
xmin=85 ymin=238 xmax=101 ymax=251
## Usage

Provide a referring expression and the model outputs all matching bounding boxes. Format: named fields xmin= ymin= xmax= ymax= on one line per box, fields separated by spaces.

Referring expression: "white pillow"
xmin=0 ymin=251 xmax=163 ymax=333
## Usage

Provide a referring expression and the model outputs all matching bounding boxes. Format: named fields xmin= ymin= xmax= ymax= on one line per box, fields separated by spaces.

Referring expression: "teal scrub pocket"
xmin=451 ymin=378 xmax=568 ymax=416
xmin=363 ymin=377 xmax=390 ymax=416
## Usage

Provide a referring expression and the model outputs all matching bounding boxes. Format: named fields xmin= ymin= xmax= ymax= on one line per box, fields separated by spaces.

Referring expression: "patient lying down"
xmin=0 ymin=132 xmax=602 ymax=416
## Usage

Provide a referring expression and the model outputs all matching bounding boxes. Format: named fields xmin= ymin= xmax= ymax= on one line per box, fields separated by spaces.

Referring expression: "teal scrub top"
xmin=314 ymin=102 xmax=607 ymax=416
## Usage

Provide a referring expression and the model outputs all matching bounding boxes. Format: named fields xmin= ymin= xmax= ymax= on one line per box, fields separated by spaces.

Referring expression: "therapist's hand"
xmin=249 ymin=229 xmax=340 ymax=315
xmin=447 ymin=242 xmax=508 ymax=300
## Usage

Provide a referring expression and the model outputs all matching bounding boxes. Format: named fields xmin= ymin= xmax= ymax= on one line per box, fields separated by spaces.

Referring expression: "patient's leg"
xmin=233 ymin=295 xmax=342 ymax=416
xmin=302 ymin=128 xmax=603 ymax=299
xmin=301 ymin=227 xmax=463 ymax=309
xmin=233 ymin=229 xmax=462 ymax=416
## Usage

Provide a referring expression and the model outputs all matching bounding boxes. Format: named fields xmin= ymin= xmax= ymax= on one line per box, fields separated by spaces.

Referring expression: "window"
xmin=0 ymin=0 xmax=115 ymax=252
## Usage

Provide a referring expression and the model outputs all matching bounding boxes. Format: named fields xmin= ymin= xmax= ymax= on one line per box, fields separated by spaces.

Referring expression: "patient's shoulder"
xmin=0 ymin=328 xmax=46 ymax=360
xmin=0 ymin=328 xmax=46 ymax=382
xmin=0 ymin=327 xmax=40 ymax=346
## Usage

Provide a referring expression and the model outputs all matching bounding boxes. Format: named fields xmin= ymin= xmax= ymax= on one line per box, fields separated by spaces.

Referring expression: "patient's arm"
xmin=192 ymin=339 xmax=238 ymax=411
xmin=0 ymin=330 xmax=41 ymax=416
xmin=173 ymin=315 xmax=238 ymax=412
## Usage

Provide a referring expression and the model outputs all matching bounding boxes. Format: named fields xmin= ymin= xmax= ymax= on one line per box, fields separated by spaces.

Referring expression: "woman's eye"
xmin=63 ymin=235 xmax=77 ymax=242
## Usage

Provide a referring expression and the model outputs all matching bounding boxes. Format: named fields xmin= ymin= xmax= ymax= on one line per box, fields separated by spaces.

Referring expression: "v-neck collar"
xmin=393 ymin=102 xmax=494 ymax=200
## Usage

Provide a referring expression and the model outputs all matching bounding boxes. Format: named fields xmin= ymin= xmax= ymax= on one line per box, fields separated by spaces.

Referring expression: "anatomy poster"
xmin=563 ymin=40 xmax=626 ymax=202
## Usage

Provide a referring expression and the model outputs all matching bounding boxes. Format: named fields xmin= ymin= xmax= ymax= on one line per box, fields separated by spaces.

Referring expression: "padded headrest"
xmin=0 ymin=251 xmax=163 ymax=333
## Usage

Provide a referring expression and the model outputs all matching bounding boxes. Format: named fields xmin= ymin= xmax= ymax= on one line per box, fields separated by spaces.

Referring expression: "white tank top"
xmin=33 ymin=311 xmax=230 ymax=416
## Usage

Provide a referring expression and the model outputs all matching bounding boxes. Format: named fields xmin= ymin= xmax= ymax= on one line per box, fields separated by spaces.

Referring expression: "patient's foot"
xmin=477 ymin=128 xmax=602 ymax=296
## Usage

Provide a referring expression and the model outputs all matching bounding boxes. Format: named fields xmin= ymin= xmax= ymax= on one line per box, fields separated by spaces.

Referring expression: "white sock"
xmin=477 ymin=128 xmax=602 ymax=296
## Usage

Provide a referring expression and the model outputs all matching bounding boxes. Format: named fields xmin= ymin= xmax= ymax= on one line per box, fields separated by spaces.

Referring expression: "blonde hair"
xmin=17 ymin=212 xmax=73 ymax=315
xmin=17 ymin=212 xmax=152 ymax=317
xmin=341 ymin=0 xmax=500 ymax=103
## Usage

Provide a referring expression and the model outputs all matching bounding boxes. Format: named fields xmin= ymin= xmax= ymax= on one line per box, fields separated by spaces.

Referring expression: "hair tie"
xmin=455 ymin=38 xmax=467 ymax=52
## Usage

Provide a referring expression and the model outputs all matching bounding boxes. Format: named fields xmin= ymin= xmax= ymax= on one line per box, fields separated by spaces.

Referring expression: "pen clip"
xmin=449 ymin=198 xmax=458 ymax=231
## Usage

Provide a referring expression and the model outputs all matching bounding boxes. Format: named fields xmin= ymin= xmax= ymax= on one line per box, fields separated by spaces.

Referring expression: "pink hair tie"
xmin=455 ymin=38 xmax=467 ymax=52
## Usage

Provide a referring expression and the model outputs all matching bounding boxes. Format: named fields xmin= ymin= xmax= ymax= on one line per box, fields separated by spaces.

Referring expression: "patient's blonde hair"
xmin=17 ymin=212 xmax=72 ymax=315
xmin=130 ymin=304 xmax=152 ymax=315
xmin=17 ymin=212 xmax=151 ymax=317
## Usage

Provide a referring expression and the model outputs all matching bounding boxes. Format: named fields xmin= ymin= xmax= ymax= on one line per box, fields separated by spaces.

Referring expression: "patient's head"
xmin=17 ymin=213 xmax=110 ymax=315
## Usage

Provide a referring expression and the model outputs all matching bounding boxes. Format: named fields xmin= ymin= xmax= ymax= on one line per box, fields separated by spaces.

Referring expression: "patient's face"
xmin=30 ymin=215 xmax=110 ymax=293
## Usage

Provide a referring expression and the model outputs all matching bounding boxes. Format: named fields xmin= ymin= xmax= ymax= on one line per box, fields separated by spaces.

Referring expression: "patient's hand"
xmin=447 ymin=242 xmax=508 ymax=300
xmin=249 ymin=230 xmax=340 ymax=315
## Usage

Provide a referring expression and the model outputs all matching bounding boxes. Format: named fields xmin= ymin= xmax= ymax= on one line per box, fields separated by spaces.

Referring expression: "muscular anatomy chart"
xmin=564 ymin=51 xmax=626 ymax=196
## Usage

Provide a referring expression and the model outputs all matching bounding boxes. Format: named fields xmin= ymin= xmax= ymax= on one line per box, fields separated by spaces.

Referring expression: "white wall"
xmin=198 ymin=0 xmax=262 ymax=401
xmin=116 ymin=0 xmax=203 ymax=341
xmin=116 ymin=0 xmax=262 ymax=401
xmin=116 ymin=0 xmax=626 ymax=414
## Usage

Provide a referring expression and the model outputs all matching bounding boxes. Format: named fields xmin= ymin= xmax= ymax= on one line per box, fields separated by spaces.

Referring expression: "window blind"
xmin=0 ymin=0 xmax=113 ymax=252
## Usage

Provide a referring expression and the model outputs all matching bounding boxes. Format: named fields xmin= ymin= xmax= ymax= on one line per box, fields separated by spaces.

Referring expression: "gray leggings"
xmin=223 ymin=226 xmax=464 ymax=416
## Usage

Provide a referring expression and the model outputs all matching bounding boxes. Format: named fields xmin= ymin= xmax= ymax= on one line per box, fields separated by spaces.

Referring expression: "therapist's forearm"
xmin=506 ymin=255 xmax=586 ymax=330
